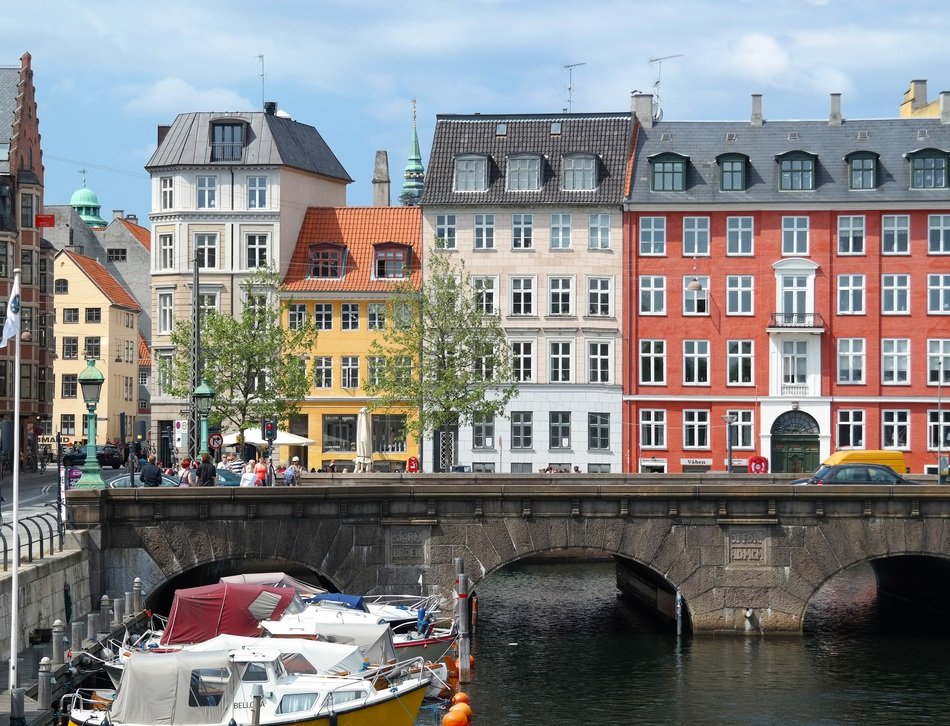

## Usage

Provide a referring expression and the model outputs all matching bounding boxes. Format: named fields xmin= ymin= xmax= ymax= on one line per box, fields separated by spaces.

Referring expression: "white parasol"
xmin=354 ymin=407 xmax=373 ymax=472
xmin=222 ymin=428 xmax=315 ymax=447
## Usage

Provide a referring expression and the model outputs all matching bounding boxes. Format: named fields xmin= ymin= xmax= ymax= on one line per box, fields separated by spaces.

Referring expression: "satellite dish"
xmin=652 ymin=102 xmax=664 ymax=122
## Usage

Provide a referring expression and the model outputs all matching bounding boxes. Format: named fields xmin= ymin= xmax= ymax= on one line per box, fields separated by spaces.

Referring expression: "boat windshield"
xmin=241 ymin=663 xmax=268 ymax=682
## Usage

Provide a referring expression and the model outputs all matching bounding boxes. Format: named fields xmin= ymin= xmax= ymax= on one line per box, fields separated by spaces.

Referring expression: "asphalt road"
xmin=0 ymin=465 xmax=136 ymax=524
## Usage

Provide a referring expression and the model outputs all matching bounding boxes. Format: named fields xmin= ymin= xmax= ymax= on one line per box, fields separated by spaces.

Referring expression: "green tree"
xmin=161 ymin=268 xmax=318 ymax=437
xmin=365 ymin=250 xmax=517 ymax=450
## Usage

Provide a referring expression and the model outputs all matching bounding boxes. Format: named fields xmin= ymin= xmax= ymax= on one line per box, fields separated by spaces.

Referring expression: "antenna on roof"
xmin=257 ymin=53 xmax=265 ymax=109
xmin=649 ymin=54 xmax=683 ymax=122
xmin=564 ymin=62 xmax=586 ymax=113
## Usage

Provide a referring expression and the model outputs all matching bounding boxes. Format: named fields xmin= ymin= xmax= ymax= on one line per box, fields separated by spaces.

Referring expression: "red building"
xmin=623 ymin=91 xmax=950 ymax=475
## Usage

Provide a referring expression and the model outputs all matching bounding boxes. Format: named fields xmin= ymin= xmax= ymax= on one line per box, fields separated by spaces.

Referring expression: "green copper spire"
xmin=401 ymin=98 xmax=425 ymax=206
xmin=70 ymin=172 xmax=107 ymax=227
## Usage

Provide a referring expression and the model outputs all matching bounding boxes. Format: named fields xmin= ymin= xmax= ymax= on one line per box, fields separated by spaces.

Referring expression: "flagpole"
xmin=7 ymin=268 xmax=22 ymax=691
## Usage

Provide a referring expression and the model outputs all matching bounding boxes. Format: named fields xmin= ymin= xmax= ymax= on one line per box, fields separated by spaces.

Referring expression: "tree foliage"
xmin=162 ymin=267 xmax=318 ymax=435
xmin=364 ymin=250 xmax=517 ymax=439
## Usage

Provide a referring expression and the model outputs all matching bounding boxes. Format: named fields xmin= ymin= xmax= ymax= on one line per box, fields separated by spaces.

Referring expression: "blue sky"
xmin=8 ymin=0 xmax=950 ymax=219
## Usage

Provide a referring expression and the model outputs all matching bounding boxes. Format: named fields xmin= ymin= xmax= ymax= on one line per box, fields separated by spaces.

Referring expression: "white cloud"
xmin=727 ymin=34 xmax=792 ymax=86
xmin=122 ymin=78 xmax=253 ymax=117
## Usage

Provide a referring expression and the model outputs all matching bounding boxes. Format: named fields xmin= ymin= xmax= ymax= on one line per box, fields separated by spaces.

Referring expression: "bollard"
xmin=86 ymin=613 xmax=98 ymax=643
xmin=457 ymin=572 xmax=471 ymax=684
xmin=133 ymin=577 xmax=144 ymax=612
xmin=71 ymin=621 xmax=84 ymax=652
xmin=124 ymin=591 xmax=133 ymax=618
xmin=10 ymin=687 xmax=25 ymax=726
xmin=37 ymin=657 xmax=51 ymax=708
xmin=52 ymin=620 xmax=65 ymax=666
xmin=113 ymin=597 xmax=124 ymax=627
xmin=100 ymin=594 xmax=111 ymax=623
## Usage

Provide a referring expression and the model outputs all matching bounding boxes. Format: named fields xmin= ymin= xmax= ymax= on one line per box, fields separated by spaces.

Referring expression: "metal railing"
xmin=0 ymin=512 xmax=62 ymax=572
xmin=768 ymin=312 xmax=825 ymax=328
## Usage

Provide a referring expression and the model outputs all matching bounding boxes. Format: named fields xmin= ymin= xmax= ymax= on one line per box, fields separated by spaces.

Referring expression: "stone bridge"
xmin=65 ymin=472 xmax=950 ymax=633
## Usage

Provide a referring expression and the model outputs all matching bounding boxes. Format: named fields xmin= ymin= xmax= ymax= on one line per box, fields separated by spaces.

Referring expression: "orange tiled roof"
xmin=63 ymin=249 xmax=142 ymax=311
xmin=119 ymin=217 xmax=151 ymax=251
xmin=138 ymin=334 xmax=151 ymax=366
xmin=282 ymin=206 xmax=421 ymax=293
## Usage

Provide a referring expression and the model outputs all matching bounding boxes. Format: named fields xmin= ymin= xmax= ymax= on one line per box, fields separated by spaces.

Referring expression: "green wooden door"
xmin=770 ymin=411 xmax=821 ymax=474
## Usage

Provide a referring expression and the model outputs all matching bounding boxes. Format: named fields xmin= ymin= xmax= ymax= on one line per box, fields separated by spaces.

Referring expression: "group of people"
xmin=140 ymin=452 xmax=306 ymax=487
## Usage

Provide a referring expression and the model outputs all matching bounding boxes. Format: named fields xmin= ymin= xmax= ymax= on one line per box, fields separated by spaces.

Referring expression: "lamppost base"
xmin=74 ymin=464 xmax=105 ymax=489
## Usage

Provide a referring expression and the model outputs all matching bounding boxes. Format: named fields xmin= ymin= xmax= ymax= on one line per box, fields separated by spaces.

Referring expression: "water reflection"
xmin=417 ymin=559 xmax=950 ymax=725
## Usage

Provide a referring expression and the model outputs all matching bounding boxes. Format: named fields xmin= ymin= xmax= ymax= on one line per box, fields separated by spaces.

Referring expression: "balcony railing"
xmin=768 ymin=312 xmax=824 ymax=329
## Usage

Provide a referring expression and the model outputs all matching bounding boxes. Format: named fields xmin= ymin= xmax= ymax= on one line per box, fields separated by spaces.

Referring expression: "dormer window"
xmin=374 ymin=244 xmax=410 ymax=279
xmin=717 ymin=153 xmax=748 ymax=191
xmin=907 ymin=149 xmax=948 ymax=189
xmin=211 ymin=121 xmax=245 ymax=162
xmin=847 ymin=152 xmax=878 ymax=190
xmin=307 ymin=244 xmax=345 ymax=279
xmin=507 ymin=155 xmax=542 ymax=191
xmin=454 ymin=155 xmax=488 ymax=191
xmin=563 ymin=154 xmax=597 ymax=190
xmin=777 ymin=151 xmax=816 ymax=191
xmin=649 ymin=152 xmax=687 ymax=192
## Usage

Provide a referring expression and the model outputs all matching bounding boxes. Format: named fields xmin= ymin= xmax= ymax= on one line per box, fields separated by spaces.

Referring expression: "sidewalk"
xmin=0 ymin=639 xmax=54 ymax=726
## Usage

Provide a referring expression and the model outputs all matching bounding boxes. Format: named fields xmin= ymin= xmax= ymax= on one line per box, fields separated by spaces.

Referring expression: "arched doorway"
xmin=770 ymin=410 xmax=820 ymax=473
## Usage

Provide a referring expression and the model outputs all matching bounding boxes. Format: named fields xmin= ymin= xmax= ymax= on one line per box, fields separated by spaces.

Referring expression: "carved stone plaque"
xmin=727 ymin=528 xmax=767 ymax=567
xmin=389 ymin=526 xmax=427 ymax=564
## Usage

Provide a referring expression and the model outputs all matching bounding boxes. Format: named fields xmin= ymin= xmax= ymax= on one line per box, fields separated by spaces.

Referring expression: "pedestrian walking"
xmin=139 ymin=455 xmax=163 ymax=487
xmin=177 ymin=458 xmax=195 ymax=487
xmin=196 ymin=453 xmax=217 ymax=486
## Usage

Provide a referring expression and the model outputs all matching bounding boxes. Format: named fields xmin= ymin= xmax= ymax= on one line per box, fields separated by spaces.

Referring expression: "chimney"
xmin=941 ymin=91 xmax=950 ymax=124
xmin=751 ymin=94 xmax=763 ymax=126
xmin=372 ymin=150 xmax=391 ymax=207
xmin=829 ymin=93 xmax=842 ymax=126
xmin=632 ymin=93 xmax=653 ymax=129
xmin=126 ymin=213 xmax=138 ymax=225
xmin=264 ymin=101 xmax=277 ymax=115
xmin=157 ymin=124 xmax=171 ymax=147
xmin=910 ymin=80 xmax=928 ymax=110
xmin=112 ymin=209 xmax=124 ymax=220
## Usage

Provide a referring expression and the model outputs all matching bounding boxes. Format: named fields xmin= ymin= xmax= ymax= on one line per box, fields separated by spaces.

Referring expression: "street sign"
xmin=208 ymin=433 xmax=223 ymax=450
xmin=35 ymin=214 xmax=55 ymax=227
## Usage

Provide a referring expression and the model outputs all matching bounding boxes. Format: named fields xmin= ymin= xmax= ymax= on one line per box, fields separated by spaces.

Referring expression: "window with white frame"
xmin=726 ymin=216 xmax=753 ymax=255
xmin=549 ymin=341 xmax=572 ymax=382
xmin=341 ymin=356 xmax=359 ymax=388
xmin=928 ymin=273 xmax=950 ymax=313
xmin=930 ymin=215 xmax=950 ymax=254
xmin=683 ymin=340 xmax=709 ymax=385
xmin=911 ymin=154 xmax=947 ymax=189
xmin=588 ymin=413 xmax=610 ymax=450
xmin=928 ymin=409 xmax=950 ymax=452
xmin=729 ymin=409 xmax=754 ymax=448
xmin=288 ymin=304 xmax=307 ymax=330
xmin=882 ymin=410 xmax=909 ymax=448
xmin=341 ymin=303 xmax=359 ymax=330
xmin=882 ymin=338 xmax=910 ymax=384
xmin=156 ymin=351 xmax=173 ymax=396
xmin=588 ymin=213 xmax=610 ymax=250
xmin=314 ymin=356 xmax=332 ymax=388
xmin=683 ymin=217 xmax=710 ymax=256
xmin=511 ymin=277 xmax=535 ymax=316
xmin=314 ymin=303 xmax=332 ymax=330
xmin=640 ymin=409 xmax=666 ymax=448
xmin=159 ymin=234 xmax=174 ymax=269
xmin=587 ymin=277 xmax=611 ymax=316
xmin=882 ymin=215 xmax=910 ymax=254
xmin=512 ymin=214 xmax=533 ymax=249
xmin=780 ymin=275 xmax=809 ymax=324
xmin=549 ymin=277 xmax=573 ymax=316
xmin=157 ymin=292 xmax=174 ymax=334
xmin=564 ymin=154 xmax=596 ymax=190
xmin=683 ymin=410 xmax=709 ymax=449
xmin=550 ymin=214 xmax=572 ymax=249
xmin=639 ymin=340 xmax=666 ymax=384
xmin=197 ymin=292 xmax=218 ymax=318
xmin=160 ymin=177 xmax=174 ymax=209
xmin=782 ymin=340 xmax=807 ymax=385
xmin=246 ymin=234 xmax=268 ymax=268
xmin=837 ymin=216 xmax=865 ymax=254
xmin=454 ymin=155 xmax=488 ymax=191
xmin=472 ymin=277 xmax=496 ymax=315
xmin=639 ymin=217 xmax=666 ymax=255
xmin=837 ymin=338 xmax=865 ymax=384
xmin=837 ymin=410 xmax=864 ymax=448
xmin=195 ymin=233 xmax=217 ymax=269
xmin=837 ymin=274 xmax=865 ymax=314
xmin=474 ymin=214 xmax=495 ymax=250
xmin=639 ymin=276 xmax=666 ymax=314
xmin=60 ymin=414 xmax=75 ymax=437
xmin=196 ymin=176 xmax=217 ymax=209
xmin=683 ymin=277 xmax=709 ymax=315
xmin=366 ymin=356 xmax=384 ymax=387
xmin=508 ymin=155 xmax=541 ymax=191
xmin=727 ymin=340 xmax=753 ymax=385
xmin=511 ymin=341 xmax=533 ymax=382
xmin=473 ymin=413 xmax=495 ymax=448
xmin=726 ymin=275 xmax=753 ymax=315
xmin=549 ymin=412 xmax=571 ymax=449
xmin=393 ymin=303 xmax=412 ymax=329
xmin=782 ymin=216 xmax=809 ymax=255
xmin=882 ymin=274 xmax=910 ymax=314
xmin=435 ymin=214 xmax=457 ymax=249
xmin=588 ymin=341 xmax=610 ymax=384
xmin=511 ymin=412 xmax=533 ymax=449
xmin=368 ymin=303 xmax=386 ymax=330
xmin=928 ymin=339 xmax=950 ymax=384
xmin=247 ymin=176 xmax=267 ymax=209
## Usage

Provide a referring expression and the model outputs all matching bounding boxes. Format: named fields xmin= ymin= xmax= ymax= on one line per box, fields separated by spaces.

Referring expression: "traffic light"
xmin=262 ymin=416 xmax=278 ymax=443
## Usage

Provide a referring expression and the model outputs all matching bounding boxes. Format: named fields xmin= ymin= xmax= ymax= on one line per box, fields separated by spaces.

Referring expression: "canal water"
xmin=416 ymin=558 xmax=950 ymax=725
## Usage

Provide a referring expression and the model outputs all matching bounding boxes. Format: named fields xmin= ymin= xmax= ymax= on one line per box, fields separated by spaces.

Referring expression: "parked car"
xmin=109 ymin=473 xmax=180 ymax=488
xmin=791 ymin=463 xmax=919 ymax=486
xmin=62 ymin=445 xmax=126 ymax=469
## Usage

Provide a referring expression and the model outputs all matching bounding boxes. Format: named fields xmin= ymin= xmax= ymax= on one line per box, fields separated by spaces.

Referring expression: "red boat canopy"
xmin=160 ymin=583 xmax=295 ymax=645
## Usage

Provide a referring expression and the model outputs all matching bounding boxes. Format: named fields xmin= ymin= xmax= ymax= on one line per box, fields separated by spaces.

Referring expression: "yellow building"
xmin=899 ymin=79 xmax=950 ymax=119
xmin=52 ymin=249 xmax=141 ymax=447
xmin=281 ymin=207 xmax=421 ymax=472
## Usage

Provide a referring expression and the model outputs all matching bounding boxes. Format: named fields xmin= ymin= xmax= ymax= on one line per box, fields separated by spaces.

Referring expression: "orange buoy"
xmin=450 ymin=702 xmax=473 ymax=720
xmin=452 ymin=692 xmax=471 ymax=705
xmin=442 ymin=655 xmax=459 ymax=677
xmin=442 ymin=709 xmax=468 ymax=726
xmin=469 ymin=654 xmax=476 ymax=669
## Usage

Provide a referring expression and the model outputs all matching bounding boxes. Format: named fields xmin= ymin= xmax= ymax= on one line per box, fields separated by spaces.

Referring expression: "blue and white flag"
xmin=0 ymin=273 xmax=21 ymax=348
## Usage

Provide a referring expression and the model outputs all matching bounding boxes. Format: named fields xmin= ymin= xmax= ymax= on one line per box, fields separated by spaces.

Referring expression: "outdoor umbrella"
xmin=222 ymin=428 xmax=315 ymax=446
xmin=355 ymin=407 xmax=373 ymax=472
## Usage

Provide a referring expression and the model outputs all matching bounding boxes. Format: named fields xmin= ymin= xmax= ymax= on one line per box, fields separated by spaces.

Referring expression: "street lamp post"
xmin=194 ymin=378 xmax=214 ymax=457
xmin=722 ymin=413 xmax=737 ymax=474
xmin=74 ymin=359 xmax=105 ymax=489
